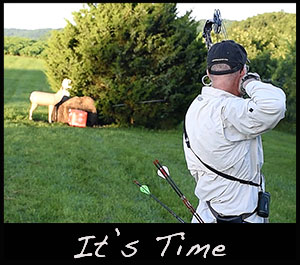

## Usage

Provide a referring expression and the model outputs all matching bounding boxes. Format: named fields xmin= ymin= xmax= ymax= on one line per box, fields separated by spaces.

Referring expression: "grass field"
xmin=4 ymin=55 xmax=296 ymax=223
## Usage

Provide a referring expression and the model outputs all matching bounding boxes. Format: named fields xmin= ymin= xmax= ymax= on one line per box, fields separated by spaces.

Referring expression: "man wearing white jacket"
xmin=183 ymin=40 xmax=286 ymax=223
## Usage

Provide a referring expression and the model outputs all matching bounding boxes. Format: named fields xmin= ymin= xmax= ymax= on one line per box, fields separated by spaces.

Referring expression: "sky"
xmin=4 ymin=3 xmax=296 ymax=30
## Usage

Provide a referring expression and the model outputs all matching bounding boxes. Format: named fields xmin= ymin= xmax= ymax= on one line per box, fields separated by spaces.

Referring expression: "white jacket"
xmin=183 ymin=81 xmax=286 ymax=223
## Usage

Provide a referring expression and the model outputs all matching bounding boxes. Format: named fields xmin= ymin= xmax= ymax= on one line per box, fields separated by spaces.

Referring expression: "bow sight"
xmin=202 ymin=9 xmax=227 ymax=50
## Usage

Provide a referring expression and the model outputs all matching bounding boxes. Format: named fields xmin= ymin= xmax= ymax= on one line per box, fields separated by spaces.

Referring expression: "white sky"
xmin=4 ymin=3 xmax=296 ymax=30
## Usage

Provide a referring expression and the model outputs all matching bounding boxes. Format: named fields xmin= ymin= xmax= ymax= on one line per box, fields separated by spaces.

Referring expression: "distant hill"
xmin=4 ymin=28 xmax=62 ymax=40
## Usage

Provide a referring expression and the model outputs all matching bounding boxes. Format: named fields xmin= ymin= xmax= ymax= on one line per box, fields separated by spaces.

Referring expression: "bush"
xmin=44 ymin=3 xmax=207 ymax=128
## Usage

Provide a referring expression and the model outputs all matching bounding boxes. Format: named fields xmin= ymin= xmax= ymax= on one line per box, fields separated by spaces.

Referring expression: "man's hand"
xmin=241 ymin=72 xmax=261 ymax=89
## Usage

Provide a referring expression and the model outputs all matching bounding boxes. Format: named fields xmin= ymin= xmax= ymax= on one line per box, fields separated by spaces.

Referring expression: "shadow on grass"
xmin=4 ymin=68 xmax=52 ymax=106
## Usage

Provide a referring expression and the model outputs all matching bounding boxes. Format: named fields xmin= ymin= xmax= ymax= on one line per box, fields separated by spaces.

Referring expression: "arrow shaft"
xmin=149 ymin=193 xmax=185 ymax=223
xmin=133 ymin=180 xmax=185 ymax=223
xmin=182 ymin=196 xmax=203 ymax=223
xmin=153 ymin=160 xmax=204 ymax=223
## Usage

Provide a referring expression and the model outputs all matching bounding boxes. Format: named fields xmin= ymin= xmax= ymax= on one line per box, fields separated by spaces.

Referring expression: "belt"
xmin=206 ymin=201 xmax=257 ymax=223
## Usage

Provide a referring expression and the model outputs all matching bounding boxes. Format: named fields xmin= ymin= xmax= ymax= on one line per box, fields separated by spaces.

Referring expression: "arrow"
xmin=133 ymin=180 xmax=185 ymax=223
xmin=153 ymin=160 xmax=204 ymax=223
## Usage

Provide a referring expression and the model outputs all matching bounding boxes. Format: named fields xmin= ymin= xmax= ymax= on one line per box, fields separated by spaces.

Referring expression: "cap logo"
xmin=212 ymin=58 xmax=229 ymax=62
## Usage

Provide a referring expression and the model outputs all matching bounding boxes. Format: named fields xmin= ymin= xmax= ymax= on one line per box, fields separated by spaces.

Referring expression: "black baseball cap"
xmin=207 ymin=40 xmax=248 ymax=75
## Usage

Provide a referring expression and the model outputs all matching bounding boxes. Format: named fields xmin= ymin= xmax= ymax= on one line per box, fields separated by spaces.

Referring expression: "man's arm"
xmin=222 ymin=80 xmax=286 ymax=139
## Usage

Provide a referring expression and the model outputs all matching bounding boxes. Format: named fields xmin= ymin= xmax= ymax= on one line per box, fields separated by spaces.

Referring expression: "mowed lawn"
xmin=4 ymin=55 xmax=296 ymax=223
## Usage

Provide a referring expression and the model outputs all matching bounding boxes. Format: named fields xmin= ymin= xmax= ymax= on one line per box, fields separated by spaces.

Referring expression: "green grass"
xmin=261 ymin=130 xmax=296 ymax=222
xmin=4 ymin=55 xmax=296 ymax=223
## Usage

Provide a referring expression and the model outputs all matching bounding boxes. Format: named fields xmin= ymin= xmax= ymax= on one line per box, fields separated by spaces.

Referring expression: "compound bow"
xmin=202 ymin=9 xmax=227 ymax=50
xmin=201 ymin=9 xmax=229 ymax=86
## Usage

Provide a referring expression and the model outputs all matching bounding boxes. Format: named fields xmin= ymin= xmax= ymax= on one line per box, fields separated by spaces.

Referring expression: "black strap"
xmin=183 ymin=117 xmax=260 ymax=187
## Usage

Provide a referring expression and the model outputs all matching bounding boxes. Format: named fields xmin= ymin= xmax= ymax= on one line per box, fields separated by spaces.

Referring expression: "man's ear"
xmin=206 ymin=69 xmax=210 ymax=78
xmin=240 ymin=65 xmax=247 ymax=77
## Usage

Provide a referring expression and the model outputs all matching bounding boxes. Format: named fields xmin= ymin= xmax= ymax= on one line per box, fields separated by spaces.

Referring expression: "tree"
xmin=272 ymin=39 xmax=296 ymax=130
xmin=44 ymin=25 xmax=80 ymax=92
xmin=228 ymin=12 xmax=296 ymax=61
xmin=44 ymin=3 xmax=207 ymax=128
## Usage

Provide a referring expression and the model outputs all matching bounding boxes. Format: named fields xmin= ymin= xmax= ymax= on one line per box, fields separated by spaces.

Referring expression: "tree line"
xmin=4 ymin=4 xmax=295 ymax=131
xmin=4 ymin=36 xmax=48 ymax=58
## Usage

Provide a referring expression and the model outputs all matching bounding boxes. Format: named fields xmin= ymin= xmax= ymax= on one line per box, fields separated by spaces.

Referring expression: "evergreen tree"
xmin=44 ymin=3 xmax=206 ymax=128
